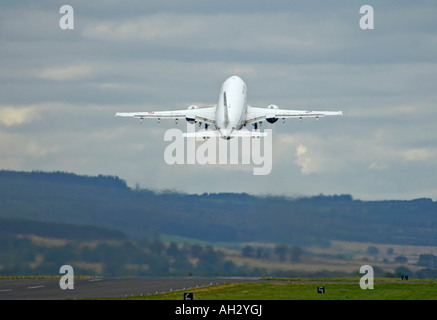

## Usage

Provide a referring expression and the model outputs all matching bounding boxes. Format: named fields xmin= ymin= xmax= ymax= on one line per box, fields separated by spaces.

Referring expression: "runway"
xmin=0 ymin=277 xmax=262 ymax=300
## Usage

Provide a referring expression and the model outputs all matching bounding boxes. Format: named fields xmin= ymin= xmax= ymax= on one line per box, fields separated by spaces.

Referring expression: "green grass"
xmin=108 ymin=278 xmax=437 ymax=300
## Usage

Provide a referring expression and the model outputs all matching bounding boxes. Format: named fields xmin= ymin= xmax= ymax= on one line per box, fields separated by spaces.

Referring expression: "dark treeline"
xmin=1 ymin=170 xmax=437 ymax=246
xmin=0 ymin=217 xmax=126 ymax=241
xmin=0 ymin=170 xmax=127 ymax=189
xmin=2 ymin=231 xmax=436 ymax=278
xmin=0 ymin=233 xmax=264 ymax=277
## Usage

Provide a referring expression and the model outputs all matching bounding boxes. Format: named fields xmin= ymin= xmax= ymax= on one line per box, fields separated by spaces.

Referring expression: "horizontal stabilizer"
xmin=183 ymin=130 xmax=268 ymax=138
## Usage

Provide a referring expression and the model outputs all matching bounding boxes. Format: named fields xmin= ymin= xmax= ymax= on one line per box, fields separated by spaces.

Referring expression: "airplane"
xmin=115 ymin=75 xmax=343 ymax=140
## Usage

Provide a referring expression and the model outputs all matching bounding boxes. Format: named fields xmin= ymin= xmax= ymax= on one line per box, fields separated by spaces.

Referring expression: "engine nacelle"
xmin=186 ymin=105 xmax=198 ymax=123
xmin=266 ymin=105 xmax=279 ymax=123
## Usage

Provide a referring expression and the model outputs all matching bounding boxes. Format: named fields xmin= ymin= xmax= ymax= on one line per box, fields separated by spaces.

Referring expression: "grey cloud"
xmin=0 ymin=1 xmax=436 ymax=200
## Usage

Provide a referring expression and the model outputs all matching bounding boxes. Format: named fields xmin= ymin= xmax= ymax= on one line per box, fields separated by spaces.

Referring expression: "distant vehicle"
xmin=115 ymin=75 xmax=343 ymax=139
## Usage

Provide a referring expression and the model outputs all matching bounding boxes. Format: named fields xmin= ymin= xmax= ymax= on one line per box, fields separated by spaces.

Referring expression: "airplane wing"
xmin=245 ymin=105 xmax=343 ymax=125
xmin=115 ymin=105 xmax=217 ymax=125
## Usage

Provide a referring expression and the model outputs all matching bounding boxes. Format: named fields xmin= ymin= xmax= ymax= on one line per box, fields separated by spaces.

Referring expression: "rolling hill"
xmin=1 ymin=170 xmax=436 ymax=247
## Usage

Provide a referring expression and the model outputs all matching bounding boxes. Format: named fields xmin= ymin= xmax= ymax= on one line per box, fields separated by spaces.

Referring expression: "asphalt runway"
xmin=0 ymin=277 xmax=262 ymax=300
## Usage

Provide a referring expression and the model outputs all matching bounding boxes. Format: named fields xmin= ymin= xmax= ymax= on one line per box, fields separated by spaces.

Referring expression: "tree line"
xmin=0 ymin=233 xmax=267 ymax=277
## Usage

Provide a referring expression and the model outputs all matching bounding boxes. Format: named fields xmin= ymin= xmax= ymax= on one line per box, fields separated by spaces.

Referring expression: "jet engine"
xmin=266 ymin=104 xmax=279 ymax=124
xmin=186 ymin=105 xmax=198 ymax=123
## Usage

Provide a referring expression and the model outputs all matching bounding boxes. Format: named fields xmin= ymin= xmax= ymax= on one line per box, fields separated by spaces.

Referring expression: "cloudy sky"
xmin=1 ymin=0 xmax=436 ymax=200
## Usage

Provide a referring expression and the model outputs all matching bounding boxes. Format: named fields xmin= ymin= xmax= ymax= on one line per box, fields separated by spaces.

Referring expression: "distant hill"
xmin=0 ymin=217 xmax=126 ymax=241
xmin=1 ymin=170 xmax=437 ymax=246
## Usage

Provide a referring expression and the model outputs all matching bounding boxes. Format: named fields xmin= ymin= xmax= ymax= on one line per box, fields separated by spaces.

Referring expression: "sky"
xmin=1 ymin=0 xmax=436 ymax=201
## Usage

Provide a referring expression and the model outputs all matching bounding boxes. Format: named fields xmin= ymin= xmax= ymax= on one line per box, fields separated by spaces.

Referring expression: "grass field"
xmin=113 ymin=278 xmax=437 ymax=300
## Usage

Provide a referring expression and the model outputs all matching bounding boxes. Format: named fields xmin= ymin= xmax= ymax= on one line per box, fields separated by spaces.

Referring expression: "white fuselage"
xmin=215 ymin=76 xmax=247 ymax=139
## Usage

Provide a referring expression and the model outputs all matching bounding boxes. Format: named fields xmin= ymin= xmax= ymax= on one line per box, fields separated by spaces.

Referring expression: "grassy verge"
xmin=105 ymin=278 xmax=437 ymax=300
